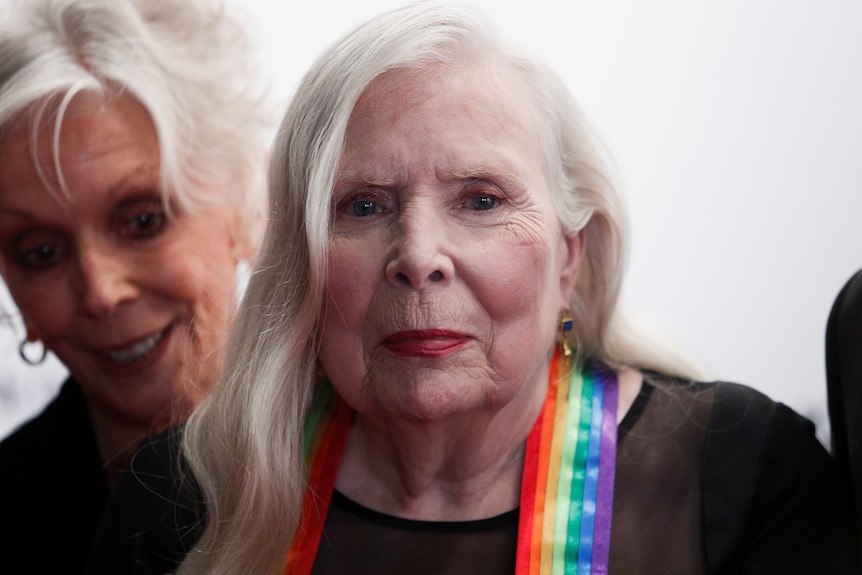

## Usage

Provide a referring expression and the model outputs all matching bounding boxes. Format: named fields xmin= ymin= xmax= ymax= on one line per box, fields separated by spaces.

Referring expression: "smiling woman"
xmin=0 ymin=0 xmax=272 ymax=572
xmin=0 ymin=94 xmax=241 ymax=435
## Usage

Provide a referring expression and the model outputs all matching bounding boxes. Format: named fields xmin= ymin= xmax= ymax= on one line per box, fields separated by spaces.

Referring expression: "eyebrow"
xmin=0 ymin=164 xmax=162 ymax=220
xmin=104 ymin=163 xmax=161 ymax=201
xmin=333 ymin=170 xmax=399 ymax=190
xmin=445 ymin=165 xmax=523 ymax=188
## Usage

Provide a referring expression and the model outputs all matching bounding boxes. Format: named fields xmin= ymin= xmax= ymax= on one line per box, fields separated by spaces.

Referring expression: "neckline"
xmin=330 ymin=489 xmax=519 ymax=532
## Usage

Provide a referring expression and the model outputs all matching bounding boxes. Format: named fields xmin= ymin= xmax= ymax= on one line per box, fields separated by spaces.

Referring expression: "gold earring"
xmin=559 ymin=307 xmax=573 ymax=359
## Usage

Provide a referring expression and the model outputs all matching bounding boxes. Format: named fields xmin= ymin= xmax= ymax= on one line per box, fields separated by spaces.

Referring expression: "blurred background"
xmin=3 ymin=0 xmax=860 ymax=445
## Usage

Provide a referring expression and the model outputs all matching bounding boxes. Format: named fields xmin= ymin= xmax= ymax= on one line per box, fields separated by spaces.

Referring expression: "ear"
xmin=558 ymin=228 xmax=586 ymax=305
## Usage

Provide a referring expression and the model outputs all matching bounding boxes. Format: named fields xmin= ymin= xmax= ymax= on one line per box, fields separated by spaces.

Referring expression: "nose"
xmin=384 ymin=203 xmax=453 ymax=290
xmin=76 ymin=245 xmax=139 ymax=317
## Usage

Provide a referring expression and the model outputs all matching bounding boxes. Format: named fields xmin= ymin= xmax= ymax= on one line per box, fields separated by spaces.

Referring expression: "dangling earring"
xmin=558 ymin=307 xmax=573 ymax=359
xmin=19 ymin=339 xmax=47 ymax=366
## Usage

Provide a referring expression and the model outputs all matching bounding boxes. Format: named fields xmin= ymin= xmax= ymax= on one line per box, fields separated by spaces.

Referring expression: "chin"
xmin=372 ymin=379 xmax=490 ymax=423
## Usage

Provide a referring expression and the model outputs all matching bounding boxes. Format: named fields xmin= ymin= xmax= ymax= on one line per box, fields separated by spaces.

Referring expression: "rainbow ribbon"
xmin=285 ymin=349 xmax=618 ymax=574
xmin=517 ymin=350 xmax=619 ymax=575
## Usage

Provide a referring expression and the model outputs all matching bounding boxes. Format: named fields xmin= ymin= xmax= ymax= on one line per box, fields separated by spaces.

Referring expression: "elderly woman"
xmin=90 ymin=3 xmax=851 ymax=574
xmin=0 ymin=0 xmax=270 ymax=571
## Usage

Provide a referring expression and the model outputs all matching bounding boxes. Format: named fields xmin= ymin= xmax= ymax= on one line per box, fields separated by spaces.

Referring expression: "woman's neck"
xmin=334 ymin=376 xmax=546 ymax=522
xmin=335 ymin=366 xmax=643 ymax=522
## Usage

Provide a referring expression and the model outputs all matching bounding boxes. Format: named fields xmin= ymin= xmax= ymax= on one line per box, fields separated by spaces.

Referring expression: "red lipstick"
xmin=381 ymin=329 xmax=469 ymax=358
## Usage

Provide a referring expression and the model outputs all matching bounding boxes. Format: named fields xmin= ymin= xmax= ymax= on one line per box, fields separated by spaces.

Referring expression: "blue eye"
xmin=351 ymin=200 xmax=382 ymax=217
xmin=468 ymin=195 xmax=498 ymax=211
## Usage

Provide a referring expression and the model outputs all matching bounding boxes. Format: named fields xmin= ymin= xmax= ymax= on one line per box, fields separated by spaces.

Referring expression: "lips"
xmin=99 ymin=324 xmax=171 ymax=365
xmin=381 ymin=329 xmax=469 ymax=358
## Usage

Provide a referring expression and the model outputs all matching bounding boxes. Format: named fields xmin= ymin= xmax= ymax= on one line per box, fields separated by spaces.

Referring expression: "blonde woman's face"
xmin=319 ymin=65 xmax=585 ymax=422
xmin=0 ymin=93 xmax=241 ymax=430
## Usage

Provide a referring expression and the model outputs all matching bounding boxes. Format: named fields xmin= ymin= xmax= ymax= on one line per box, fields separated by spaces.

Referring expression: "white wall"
xmin=3 ymin=0 xmax=860 ymax=443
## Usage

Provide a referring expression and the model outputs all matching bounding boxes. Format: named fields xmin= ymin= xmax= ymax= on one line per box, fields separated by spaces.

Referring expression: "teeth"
xmin=101 ymin=329 xmax=165 ymax=365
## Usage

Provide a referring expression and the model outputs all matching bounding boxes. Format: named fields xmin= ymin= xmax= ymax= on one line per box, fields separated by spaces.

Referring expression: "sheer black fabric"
xmin=609 ymin=377 xmax=710 ymax=574
xmin=309 ymin=378 xmax=710 ymax=575
xmin=87 ymin=375 xmax=854 ymax=574
xmin=309 ymin=377 xmax=851 ymax=575
xmin=313 ymin=491 xmax=519 ymax=575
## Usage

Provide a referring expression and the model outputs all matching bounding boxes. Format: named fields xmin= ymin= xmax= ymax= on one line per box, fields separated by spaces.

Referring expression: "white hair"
xmin=0 ymin=0 xmax=272 ymax=246
xmin=179 ymin=3 xmax=703 ymax=573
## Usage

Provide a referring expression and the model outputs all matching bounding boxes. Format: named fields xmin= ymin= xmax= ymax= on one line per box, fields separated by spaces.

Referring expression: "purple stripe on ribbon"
xmin=590 ymin=371 xmax=618 ymax=574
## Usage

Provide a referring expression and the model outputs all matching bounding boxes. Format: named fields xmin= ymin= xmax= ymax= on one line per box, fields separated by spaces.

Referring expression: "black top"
xmin=87 ymin=375 xmax=854 ymax=574
xmin=827 ymin=268 xmax=862 ymax=565
xmin=0 ymin=378 xmax=109 ymax=575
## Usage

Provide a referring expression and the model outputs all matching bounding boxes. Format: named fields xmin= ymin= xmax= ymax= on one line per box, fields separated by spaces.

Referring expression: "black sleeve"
xmin=703 ymin=382 xmax=854 ymax=575
xmin=85 ymin=427 xmax=205 ymax=575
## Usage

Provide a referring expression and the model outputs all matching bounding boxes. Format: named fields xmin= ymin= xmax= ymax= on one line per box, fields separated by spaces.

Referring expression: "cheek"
xmin=4 ymin=274 xmax=75 ymax=339
xmin=324 ymin=239 xmax=379 ymax=329
xmin=319 ymin=241 xmax=380 ymax=382
xmin=155 ymin=227 xmax=240 ymax=323
xmin=471 ymin=239 xmax=558 ymax=324
xmin=470 ymin=241 xmax=561 ymax=393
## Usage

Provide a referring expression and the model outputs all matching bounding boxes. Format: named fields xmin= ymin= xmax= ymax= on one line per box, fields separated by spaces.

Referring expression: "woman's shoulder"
xmin=640 ymin=373 xmax=830 ymax=477
xmin=641 ymin=372 xmax=815 ymax=437
xmin=646 ymin=374 xmax=853 ymax=572
xmin=686 ymin=377 xmax=826 ymax=506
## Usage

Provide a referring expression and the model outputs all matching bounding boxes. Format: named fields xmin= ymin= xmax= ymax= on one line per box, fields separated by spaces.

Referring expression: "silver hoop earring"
xmin=19 ymin=339 xmax=47 ymax=366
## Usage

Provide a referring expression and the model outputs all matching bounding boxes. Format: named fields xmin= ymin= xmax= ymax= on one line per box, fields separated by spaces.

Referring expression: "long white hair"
xmin=179 ymin=3 xmax=703 ymax=573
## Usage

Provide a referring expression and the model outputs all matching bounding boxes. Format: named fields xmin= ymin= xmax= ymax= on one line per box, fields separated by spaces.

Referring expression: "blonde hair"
xmin=180 ymin=2 xmax=702 ymax=573
xmin=0 ymin=0 xmax=272 ymax=246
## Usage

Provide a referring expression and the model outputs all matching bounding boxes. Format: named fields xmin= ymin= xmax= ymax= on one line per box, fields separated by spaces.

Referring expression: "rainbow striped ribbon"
xmin=516 ymin=349 xmax=619 ymax=575
xmin=284 ymin=349 xmax=618 ymax=574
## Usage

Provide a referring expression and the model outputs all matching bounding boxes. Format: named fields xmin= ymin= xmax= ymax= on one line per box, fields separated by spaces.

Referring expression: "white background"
xmin=3 ymin=0 xmax=860 ymax=444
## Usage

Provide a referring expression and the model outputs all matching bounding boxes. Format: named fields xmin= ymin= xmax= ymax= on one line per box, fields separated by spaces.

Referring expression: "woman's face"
xmin=319 ymin=64 xmax=584 ymax=422
xmin=0 ymin=93 xmax=242 ymax=429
